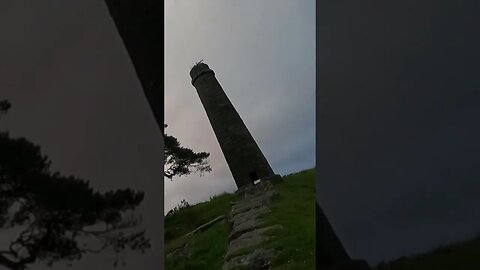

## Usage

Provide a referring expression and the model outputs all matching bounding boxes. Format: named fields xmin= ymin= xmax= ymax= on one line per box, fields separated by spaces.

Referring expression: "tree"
xmin=164 ymin=125 xmax=211 ymax=179
xmin=0 ymin=100 xmax=150 ymax=270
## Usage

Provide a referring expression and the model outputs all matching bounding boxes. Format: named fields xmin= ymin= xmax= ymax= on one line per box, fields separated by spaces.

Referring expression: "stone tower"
xmin=190 ymin=62 xmax=280 ymax=189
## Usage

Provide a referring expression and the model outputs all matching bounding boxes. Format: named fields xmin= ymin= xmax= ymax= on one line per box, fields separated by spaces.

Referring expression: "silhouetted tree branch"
xmin=0 ymin=100 xmax=150 ymax=270
xmin=164 ymin=124 xmax=211 ymax=180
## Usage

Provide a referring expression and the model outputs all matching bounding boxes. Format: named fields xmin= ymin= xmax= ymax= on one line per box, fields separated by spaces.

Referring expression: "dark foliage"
xmin=165 ymin=199 xmax=190 ymax=217
xmin=0 ymin=100 xmax=150 ymax=270
xmin=0 ymin=100 xmax=11 ymax=116
xmin=164 ymin=125 xmax=211 ymax=180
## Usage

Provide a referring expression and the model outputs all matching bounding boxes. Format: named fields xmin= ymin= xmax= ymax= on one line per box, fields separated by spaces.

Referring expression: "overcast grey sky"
xmin=318 ymin=1 xmax=480 ymax=265
xmin=0 ymin=1 xmax=163 ymax=269
xmin=164 ymin=0 xmax=316 ymax=213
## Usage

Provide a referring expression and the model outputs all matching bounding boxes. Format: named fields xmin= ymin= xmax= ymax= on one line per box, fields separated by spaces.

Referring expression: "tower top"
xmin=190 ymin=61 xmax=214 ymax=85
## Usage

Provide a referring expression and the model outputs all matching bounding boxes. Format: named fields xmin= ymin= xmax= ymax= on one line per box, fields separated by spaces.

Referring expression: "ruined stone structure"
xmin=190 ymin=62 xmax=280 ymax=189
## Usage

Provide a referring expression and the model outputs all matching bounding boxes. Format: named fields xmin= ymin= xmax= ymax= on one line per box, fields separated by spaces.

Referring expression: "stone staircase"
xmin=222 ymin=180 xmax=283 ymax=270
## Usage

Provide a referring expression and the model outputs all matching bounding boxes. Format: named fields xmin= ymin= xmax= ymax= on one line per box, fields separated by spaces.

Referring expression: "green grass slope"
xmin=261 ymin=168 xmax=316 ymax=269
xmin=165 ymin=192 xmax=238 ymax=243
xmin=164 ymin=168 xmax=316 ymax=270
xmin=375 ymin=236 xmax=480 ymax=270
xmin=165 ymin=192 xmax=237 ymax=269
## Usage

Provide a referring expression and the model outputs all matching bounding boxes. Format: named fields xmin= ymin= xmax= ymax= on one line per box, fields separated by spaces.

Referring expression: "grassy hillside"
xmin=165 ymin=192 xmax=238 ymax=242
xmin=261 ymin=169 xmax=316 ymax=269
xmin=375 ymin=236 xmax=480 ymax=270
xmin=165 ymin=192 xmax=237 ymax=269
xmin=165 ymin=168 xmax=316 ymax=270
xmin=165 ymin=169 xmax=480 ymax=270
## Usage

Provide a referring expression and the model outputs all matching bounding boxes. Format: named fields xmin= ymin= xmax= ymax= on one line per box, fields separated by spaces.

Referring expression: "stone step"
xmin=230 ymin=191 xmax=275 ymax=216
xmin=225 ymin=225 xmax=283 ymax=259
xmin=223 ymin=248 xmax=277 ymax=270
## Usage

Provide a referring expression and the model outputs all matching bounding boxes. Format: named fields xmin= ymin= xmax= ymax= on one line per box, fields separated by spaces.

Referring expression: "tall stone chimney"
xmin=190 ymin=62 xmax=280 ymax=189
